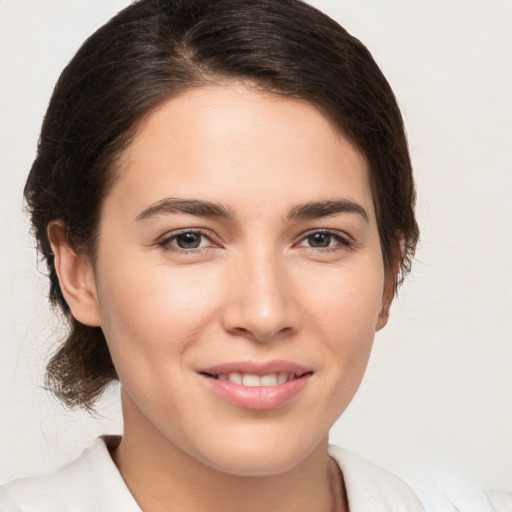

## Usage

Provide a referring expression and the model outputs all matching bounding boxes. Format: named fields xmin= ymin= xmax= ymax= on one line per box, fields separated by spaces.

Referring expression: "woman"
xmin=0 ymin=0 xmax=422 ymax=510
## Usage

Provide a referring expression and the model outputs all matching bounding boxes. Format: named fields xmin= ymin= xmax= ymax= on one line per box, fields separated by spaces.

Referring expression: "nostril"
xmin=229 ymin=325 xmax=295 ymax=343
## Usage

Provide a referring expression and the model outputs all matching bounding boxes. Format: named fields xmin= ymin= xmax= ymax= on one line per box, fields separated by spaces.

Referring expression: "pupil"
xmin=177 ymin=233 xmax=201 ymax=249
xmin=309 ymin=233 xmax=331 ymax=247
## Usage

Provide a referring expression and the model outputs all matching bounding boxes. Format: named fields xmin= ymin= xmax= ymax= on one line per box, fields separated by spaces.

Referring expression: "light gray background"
xmin=1 ymin=0 xmax=511 ymax=509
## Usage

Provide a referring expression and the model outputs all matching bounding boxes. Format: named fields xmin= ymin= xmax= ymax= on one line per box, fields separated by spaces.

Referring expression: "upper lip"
xmin=198 ymin=360 xmax=312 ymax=376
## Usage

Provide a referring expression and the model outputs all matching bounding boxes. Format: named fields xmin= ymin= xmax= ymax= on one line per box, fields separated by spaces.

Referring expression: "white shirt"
xmin=0 ymin=436 xmax=424 ymax=511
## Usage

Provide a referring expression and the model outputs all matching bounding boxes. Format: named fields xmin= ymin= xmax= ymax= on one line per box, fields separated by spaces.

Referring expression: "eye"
xmin=158 ymin=230 xmax=213 ymax=252
xmin=173 ymin=232 xmax=205 ymax=249
xmin=296 ymin=230 xmax=351 ymax=249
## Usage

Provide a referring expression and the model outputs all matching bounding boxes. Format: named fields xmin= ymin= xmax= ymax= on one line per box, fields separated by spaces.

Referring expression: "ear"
xmin=47 ymin=221 xmax=101 ymax=327
xmin=375 ymin=242 xmax=402 ymax=332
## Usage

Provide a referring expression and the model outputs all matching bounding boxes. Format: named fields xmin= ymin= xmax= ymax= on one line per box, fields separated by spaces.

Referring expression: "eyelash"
xmin=157 ymin=229 xmax=216 ymax=254
xmin=157 ymin=229 xmax=352 ymax=254
xmin=295 ymin=229 xmax=352 ymax=252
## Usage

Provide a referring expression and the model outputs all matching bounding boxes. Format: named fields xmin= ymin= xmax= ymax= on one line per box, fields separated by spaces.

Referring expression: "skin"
xmin=50 ymin=84 xmax=395 ymax=512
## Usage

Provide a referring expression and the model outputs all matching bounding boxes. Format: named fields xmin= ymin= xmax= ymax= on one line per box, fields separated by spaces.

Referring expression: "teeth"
xmin=227 ymin=372 xmax=242 ymax=385
xmin=242 ymin=374 xmax=261 ymax=387
xmin=277 ymin=372 xmax=288 ymax=384
xmin=216 ymin=372 xmax=298 ymax=387
xmin=260 ymin=374 xmax=278 ymax=386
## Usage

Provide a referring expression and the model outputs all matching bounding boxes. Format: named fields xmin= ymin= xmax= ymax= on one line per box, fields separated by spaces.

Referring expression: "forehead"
xmin=107 ymin=84 xmax=374 ymax=221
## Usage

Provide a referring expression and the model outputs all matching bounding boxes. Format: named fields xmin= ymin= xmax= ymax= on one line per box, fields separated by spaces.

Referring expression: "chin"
xmin=202 ymin=448 xmax=308 ymax=477
xmin=185 ymin=427 xmax=327 ymax=477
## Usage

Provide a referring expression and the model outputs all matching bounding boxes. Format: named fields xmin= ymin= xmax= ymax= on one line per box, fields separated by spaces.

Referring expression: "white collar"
xmin=1 ymin=436 xmax=424 ymax=511
xmin=328 ymin=444 xmax=424 ymax=511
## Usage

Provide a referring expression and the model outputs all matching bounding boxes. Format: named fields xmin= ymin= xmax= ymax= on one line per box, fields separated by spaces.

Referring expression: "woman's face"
xmin=87 ymin=84 xmax=391 ymax=475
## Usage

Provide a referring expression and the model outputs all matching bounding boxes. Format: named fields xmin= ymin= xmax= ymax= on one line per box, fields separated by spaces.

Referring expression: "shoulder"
xmin=328 ymin=445 xmax=424 ymax=511
xmin=0 ymin=436 xmax=141 ymax=512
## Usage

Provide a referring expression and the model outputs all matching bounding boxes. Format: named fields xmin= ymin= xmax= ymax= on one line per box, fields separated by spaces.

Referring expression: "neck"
xmin=112 ymin=398 xmax=347 ymax=512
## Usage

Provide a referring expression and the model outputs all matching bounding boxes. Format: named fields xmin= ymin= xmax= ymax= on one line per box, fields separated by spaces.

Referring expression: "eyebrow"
xmin=288 ymin=199 xmax=369 ymax=223
xmin=135 ymin=198 xmax=234 ymax=222
xmin=135 ymin=197 xmax=369 ymax=223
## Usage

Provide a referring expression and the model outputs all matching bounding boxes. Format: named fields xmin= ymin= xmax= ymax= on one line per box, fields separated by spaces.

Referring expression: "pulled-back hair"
xmin=25 ymin=0 xmax=419 ymax=409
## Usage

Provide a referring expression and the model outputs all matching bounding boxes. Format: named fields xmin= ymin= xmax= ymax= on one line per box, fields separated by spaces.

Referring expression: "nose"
xmin=220 ymin=248 xmax=300 ymax=343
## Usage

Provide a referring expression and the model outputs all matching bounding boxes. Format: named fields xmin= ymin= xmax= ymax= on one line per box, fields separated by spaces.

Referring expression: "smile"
xmin=208 ymin=372 xmax=301 ymax=387
xmin=199 ymin=361 xmax=313 ymax=410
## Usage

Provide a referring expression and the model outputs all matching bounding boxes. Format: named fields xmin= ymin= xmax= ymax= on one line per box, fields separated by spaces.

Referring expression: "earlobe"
xmin=376 ymin=270 xmax=395 ymax=331
xmin=375 ymin=244 xmax=401 ymax=332
xmin=47 ymin=221 xmax=101 ymax=327
xmin=375 ymin=304 xmax=390 ymax=331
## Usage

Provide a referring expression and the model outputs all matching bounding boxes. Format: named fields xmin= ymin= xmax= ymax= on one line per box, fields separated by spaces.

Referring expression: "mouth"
xmin=201 ymin=371 xmax=311 ymax=387
xmin=198 ymin=361 xmax=313 ymax=410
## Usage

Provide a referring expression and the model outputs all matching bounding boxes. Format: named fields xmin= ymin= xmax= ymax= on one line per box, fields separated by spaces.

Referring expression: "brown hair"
xmin=25 ymin=0 xmax=419 ymax=409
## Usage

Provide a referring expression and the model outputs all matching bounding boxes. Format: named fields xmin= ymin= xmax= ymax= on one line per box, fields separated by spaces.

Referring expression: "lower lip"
xmin=200 ymin=374 xmax=312 ymax=410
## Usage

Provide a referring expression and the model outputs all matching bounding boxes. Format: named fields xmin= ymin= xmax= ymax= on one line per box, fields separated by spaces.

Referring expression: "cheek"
xmin=94 ymin=259 xmax=223 ymax=374
xmin=299 ymin=258 xmax=385 ymax=337
xmin=297 ymin=257 xmax=385 ymax=389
